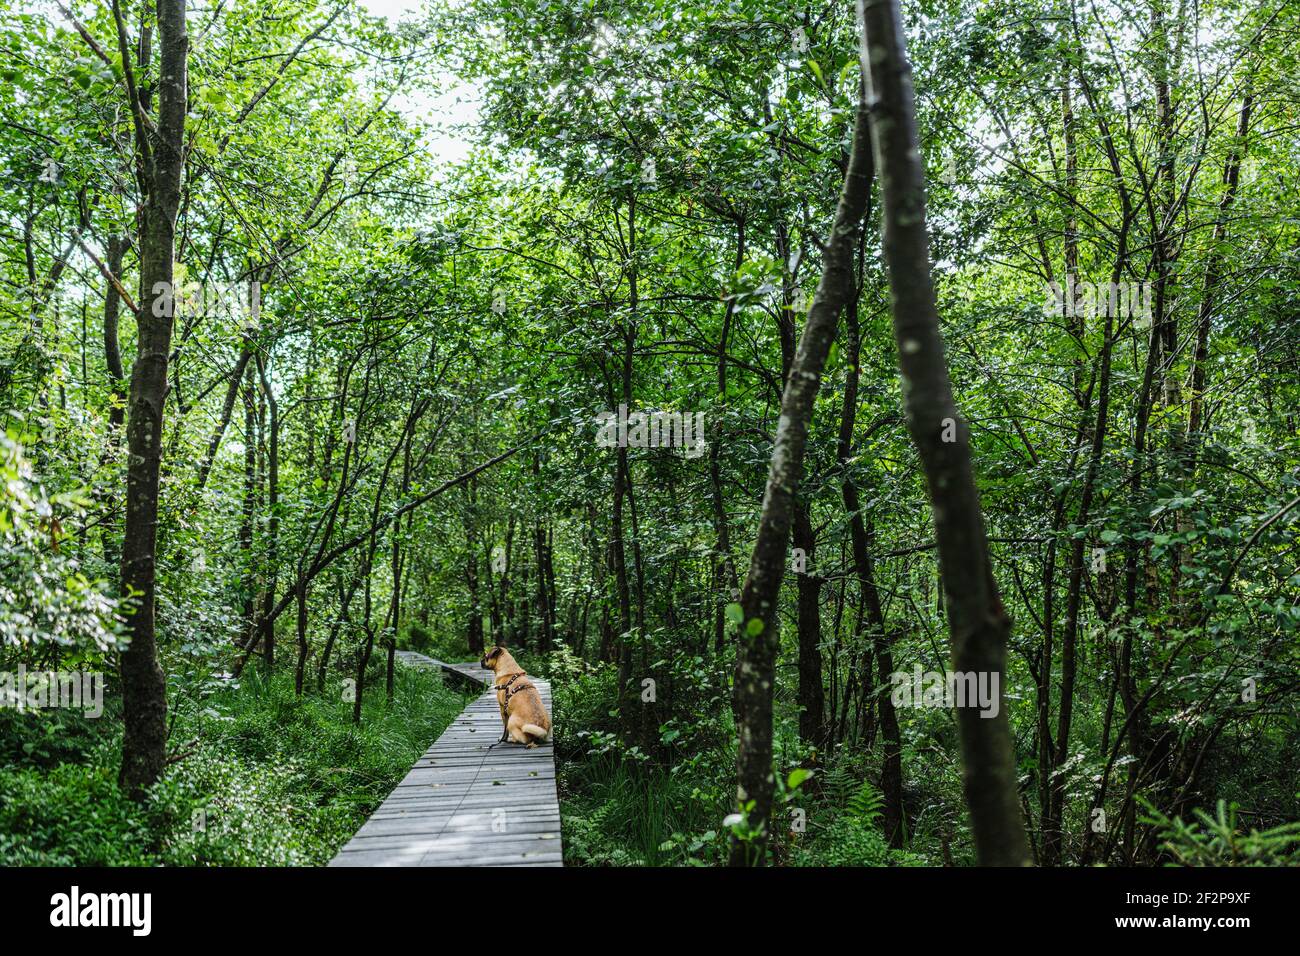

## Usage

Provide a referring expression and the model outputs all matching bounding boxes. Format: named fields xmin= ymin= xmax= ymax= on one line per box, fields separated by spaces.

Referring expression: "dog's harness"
xmin=494 ymin=672 xmax=527 ymax=707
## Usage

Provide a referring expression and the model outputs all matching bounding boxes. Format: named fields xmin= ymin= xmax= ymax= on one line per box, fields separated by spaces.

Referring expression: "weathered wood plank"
xmin=329 ymin=659 xmax=561 ymax=868
xmin=331 ymin=847 xmax=563 ymax=867
xmin=393 ymin=650 xmax=494 ymax=689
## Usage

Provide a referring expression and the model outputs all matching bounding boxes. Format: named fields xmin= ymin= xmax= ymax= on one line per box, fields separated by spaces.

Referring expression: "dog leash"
xmin=416 ymin=692 xmax=510 ymax=862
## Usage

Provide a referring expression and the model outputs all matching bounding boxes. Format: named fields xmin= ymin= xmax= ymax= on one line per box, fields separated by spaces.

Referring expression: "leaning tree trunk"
xmin=859 ymin=0 xmax=1030 ymax=865
xmin=728 ymin=44 xmax=874 ymax=866
xmin=118 ymin=0 xmax=188 ymax=800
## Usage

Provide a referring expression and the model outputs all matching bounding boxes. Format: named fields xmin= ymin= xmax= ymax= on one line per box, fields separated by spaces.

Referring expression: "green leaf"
xmin=787 ymin=768 xmax=813 ymax=790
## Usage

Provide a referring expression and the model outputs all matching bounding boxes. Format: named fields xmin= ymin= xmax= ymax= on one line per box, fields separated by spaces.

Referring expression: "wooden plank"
xmin=329 ymin=660 xmax=561 ymax=867
xmin=392 ymin=650 xmax=493 ymax=690
xmin=350 ymin=817 xmax=561 ymax=840
xmin=330 ymin=847 xmax=563 ymax=867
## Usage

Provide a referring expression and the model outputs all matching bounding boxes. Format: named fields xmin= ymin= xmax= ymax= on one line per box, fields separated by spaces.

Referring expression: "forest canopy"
xmin=1 ymin=0 xmax=1298 ymax=869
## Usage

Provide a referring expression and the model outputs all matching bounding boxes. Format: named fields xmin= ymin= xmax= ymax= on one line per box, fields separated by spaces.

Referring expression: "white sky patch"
xmin=357 ymin=0 xmax=423 ymax=17
xmin=357 ymin=0 xmax=481 ymax=169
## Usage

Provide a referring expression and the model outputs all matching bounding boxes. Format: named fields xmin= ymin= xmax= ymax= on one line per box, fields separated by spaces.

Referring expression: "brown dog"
xmin=479 ymin=646 xmax=551 ymax=747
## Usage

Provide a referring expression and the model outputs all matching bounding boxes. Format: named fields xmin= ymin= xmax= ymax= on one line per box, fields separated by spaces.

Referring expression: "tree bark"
xmin=103 ymin=234 xmax=127 ymax=432
xmin=1186 ymin=93 xmax=1251 ymax=468
xmin=195 ymin=345 xmax=254 ymax=494
xmin=728 ymin=33 xmax=874 ymax=865
xmin=838 ymin=285 xmax=906 ymax=849
xmin=710 ymin=217 xmax=744 ymax=656
xmin=860 ymin=0 xmax=1030 ymax=865
xmin=117 ymin=0 xmax=187 ymax=800
xmin=793 ymin=504 xmax=824 ymax=751
xmin=256 ymin=352 xmax=280 ymax=671
xmin=317 ymin=571 xmax=361 ymax=693
xmin=466 ymin=546 xmax=485 ymax=656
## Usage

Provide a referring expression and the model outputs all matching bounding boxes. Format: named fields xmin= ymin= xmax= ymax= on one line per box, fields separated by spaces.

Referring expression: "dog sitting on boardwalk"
xmin=479 ymin=645 xmax=552 ymax=747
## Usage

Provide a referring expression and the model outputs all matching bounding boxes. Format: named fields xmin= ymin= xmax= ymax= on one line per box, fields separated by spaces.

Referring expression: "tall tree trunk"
xmin=317 ymin=571 xmax=361 ymax=693
xmin=1186 ymin=93 xmax=1251 ymax=470
xmin=544 ymin=526 xmax=558 ymax=645
xmin=239 ymin=368 xmax=257 ymax=652
xmin=793 ymin=504 xmax=824 ymax=751
xmin=860 ymin=0 xmax=1030 ymax=865
xmin=710 ymin=217 xmax=744 ymax=656
xmin=256 ymin=352 xmax=280 ymax=671
xmin=1037 ymin=45 xmax=1085 ymax=838
xmin=728 ymin=37 xmax=874 ymax=866
xmin=386 ymin=541 xmax=403 ymax=702
xmin=838 ymin=285 xmax=906 ymax=849
xmin=294 ymin=579 xmax=309 ymax=694
xmin=195 ymin=346 xmax=254 ymax=494
xmin=466 ymin=546 xmax=485 ymax=656
xmin=464 ymin=477 xmax=485 ymax=656
xmin=1151 ymin=0 xmax=1179 ymax=409
xmin=117 ymin=0 xmax=187 ymax=800
xmin=497 ymin=514 xmax=515 ymax=643
xmin=611 ymin=354 xmax=634 ymax=703
xmin=103 ymin=234 xmax=127 ymax=434
xmin=1043 ymin=281 xmax=1117 ymax=864
xmin=98 ymin=232 xmax=128 ymax=571
xmin=532 ymin=457 xmax=555 ymax=652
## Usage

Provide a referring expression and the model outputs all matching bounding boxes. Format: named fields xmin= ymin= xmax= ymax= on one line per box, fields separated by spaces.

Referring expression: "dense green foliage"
xmin=0 ymin=665 xmax=466 ymax=865
xmin=1 ymin=0 xmax=1297 ymax=867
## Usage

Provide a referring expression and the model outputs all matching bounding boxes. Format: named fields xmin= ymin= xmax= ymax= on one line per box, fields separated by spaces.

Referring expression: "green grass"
xmin=0 ymin=664 xmax=469 ymax=866
xmin=560 ymin=752 xmax=729 ymax=866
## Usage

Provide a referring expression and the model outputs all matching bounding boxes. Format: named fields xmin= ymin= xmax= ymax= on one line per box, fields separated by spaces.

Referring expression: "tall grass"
xmin=560 ymin=753 xmax=728 ymax=866
xmin=0 ymin=664 xmax=468 ymax=866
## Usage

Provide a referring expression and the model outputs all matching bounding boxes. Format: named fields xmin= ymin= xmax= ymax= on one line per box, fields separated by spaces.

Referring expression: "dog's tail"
xmin=521 ymin=723 xmax=550 ymax=742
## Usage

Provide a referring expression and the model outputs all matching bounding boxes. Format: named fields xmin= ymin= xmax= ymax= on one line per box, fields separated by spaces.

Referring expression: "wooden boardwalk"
xmin=329 ymin=651 xmax=562 ymax=867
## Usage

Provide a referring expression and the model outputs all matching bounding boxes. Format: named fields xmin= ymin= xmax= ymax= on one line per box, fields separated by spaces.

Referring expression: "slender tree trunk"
xmin=387 ymin=429 xmax=414 ymax=699
xmin=103 ymin=234 xmax=127 ymax=432
xmin=500 ymin=515 xmax=516 ymax=642
xmin=464 ymin=477 xmax=485 ymax=656
xmin=293 ymin=579 xmax=308 ymax=694
xmin=611 ymin=365 xmax=634 ymax=699
xmin=544 ymin=525 xmax=558 ymax=645
xmin=1187 ymin=93 xmax=1251 ymax=470
xmin=487 ymin=534 xmax=504 ymax=643
xmin=466 ymin=547 xmax=484 ymax=656
xmin=386 ymin=542 xmax=403 ymax=702
xmin=1151 ymin=0 xmax=1179 ymax=409
xmin=1044 ymin=283 xmax=1117 ymax=864
xmin=118 ymin=0 xmax=187 ymax=800
xmin=98 ymin=233 xmax=128 ymax=568
xmin=860 ymin=0 xmax=1030 ymax=865
xmin=838 ymin=287 xmax=906 ymax=849
xmin=728 ymin=40 xmax=873 ymax=865
xmin=710 ymin=217 xmax=744 ymax=653
xmin=195 ymin=346 xmax=254 ymax=494
xmin=793 ymin=505 xmax=825 ymax=751
xmin=532 ymin=457 xmax=555 ymax=652
xmin=317 ymin=572 xmax=361 ymax=693
xmin=256 ymin=352 xmax=279 ymax=671
xmin=1037 ymin=43 xmax=1083 ymax=836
